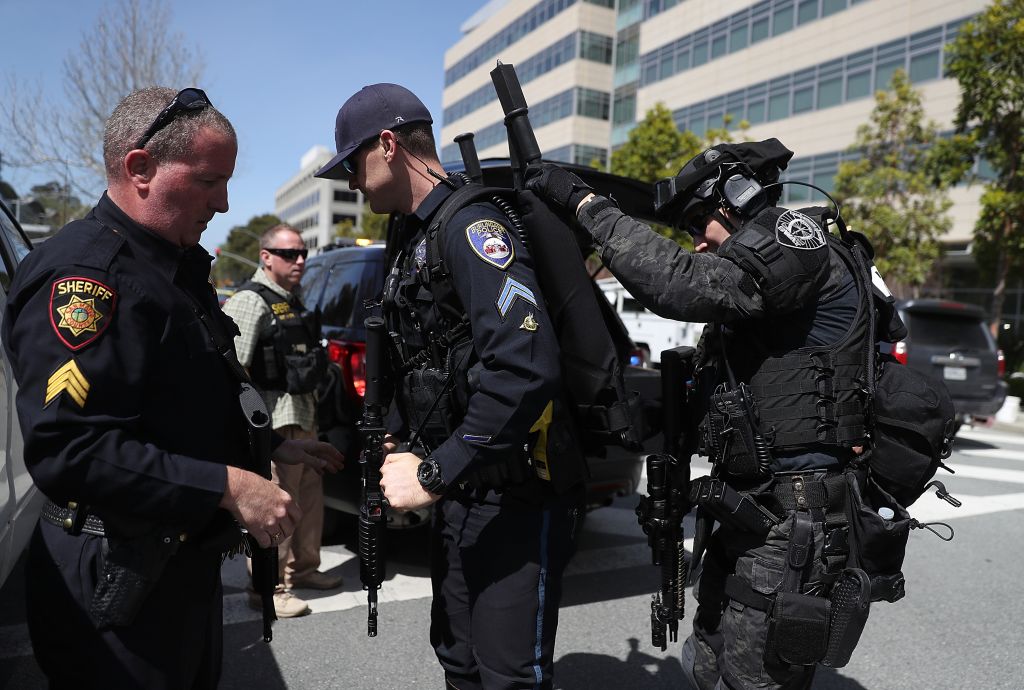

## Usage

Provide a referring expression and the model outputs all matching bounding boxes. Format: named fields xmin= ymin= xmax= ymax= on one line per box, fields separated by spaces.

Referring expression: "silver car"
xmin=0 ymin=198 xmax=42 ymax=587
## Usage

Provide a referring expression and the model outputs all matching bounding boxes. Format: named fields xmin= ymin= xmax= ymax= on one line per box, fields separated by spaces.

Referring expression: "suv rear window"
xmin=907 ymin=312 xmax=990 ymax=350
xmin=319 ymin=258 xmax=382 ymax=329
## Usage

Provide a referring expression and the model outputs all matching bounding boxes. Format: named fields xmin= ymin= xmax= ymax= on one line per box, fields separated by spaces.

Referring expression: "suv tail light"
xmin=893 ymin=341 xmax=908 ymax=365
xmin=998 ymin=349 xmax=1006 ymax=377
xmin=327 ymin=339 xmax=367 ymax=399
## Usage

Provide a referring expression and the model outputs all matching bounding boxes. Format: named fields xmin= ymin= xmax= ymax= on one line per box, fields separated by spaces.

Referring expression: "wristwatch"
xmin=416 ymin=457 xmax=447 ymax=495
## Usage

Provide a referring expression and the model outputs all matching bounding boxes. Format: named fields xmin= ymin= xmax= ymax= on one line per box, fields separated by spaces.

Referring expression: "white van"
xmin=0 ymin=199 xmax=43 ymax=588
xmin=597 ymin=276 xmax=704 ymax=366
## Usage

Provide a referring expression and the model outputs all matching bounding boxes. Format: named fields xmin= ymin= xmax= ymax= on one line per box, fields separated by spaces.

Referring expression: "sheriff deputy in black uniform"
xmin=527 ymin=140 xmax=874 ymax=690
xmin=315 ymin=83 xmax=584 ymax=690
xmin=2 ymin=86 xmax=342 ymax=689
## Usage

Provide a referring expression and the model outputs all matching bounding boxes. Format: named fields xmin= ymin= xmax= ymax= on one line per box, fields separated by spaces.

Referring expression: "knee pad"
xmin=681 ymin=636 xmax=700 ymax=690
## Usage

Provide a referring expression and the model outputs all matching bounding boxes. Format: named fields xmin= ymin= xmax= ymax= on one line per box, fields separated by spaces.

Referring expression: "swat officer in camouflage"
xmin=528 ymin=139 xmax=873 ymax=690
xmin=316 ymin=83 xmax=584 ymax=690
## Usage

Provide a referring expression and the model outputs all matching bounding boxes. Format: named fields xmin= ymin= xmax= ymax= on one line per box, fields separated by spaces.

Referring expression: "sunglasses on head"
xmin=134 ymin=88 xmax=212 ymax=151
xmin=340 ymin=133 xmax=384 ymax=176
xmin=264 ymin=247 xmax=308 ymax=261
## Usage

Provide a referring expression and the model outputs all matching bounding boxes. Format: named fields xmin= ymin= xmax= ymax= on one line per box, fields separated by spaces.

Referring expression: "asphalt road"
xmin=2 ymin=423 xmax=1023 ymax=689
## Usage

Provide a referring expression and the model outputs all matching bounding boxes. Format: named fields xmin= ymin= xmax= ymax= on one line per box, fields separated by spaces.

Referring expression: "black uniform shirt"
xmin=390 ymin=182 xmax=561 ymax=486
xmin=2 ymin=193 xmax=247 ymax=531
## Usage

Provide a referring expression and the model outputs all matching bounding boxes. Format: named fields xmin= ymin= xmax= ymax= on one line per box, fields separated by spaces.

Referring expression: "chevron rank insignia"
xmin=49 ymin=276 xmax=116 ymax=351
xmin=495 ymin=275 xmax=538 ymax=322
xmin=45 ymin=360 xmax=90 ymax=408
xmin=466 ymin=219 xmax=514 ymax=270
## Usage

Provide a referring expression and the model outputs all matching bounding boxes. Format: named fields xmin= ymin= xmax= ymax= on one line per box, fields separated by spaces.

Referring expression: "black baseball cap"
xmin=315 ymin=83 xmax=433 ymax=180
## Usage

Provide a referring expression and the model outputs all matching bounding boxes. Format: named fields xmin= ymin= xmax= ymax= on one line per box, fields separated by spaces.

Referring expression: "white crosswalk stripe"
xmin=2 ymin=426 xmax=1023 ymax=660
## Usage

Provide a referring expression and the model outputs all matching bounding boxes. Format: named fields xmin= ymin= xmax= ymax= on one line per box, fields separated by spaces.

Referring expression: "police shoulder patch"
xmin=49 ymin=276 xmax=117 ymax=351
xmin=775 ymin=210 xmax=826 ymax=251
xmin=466 ymin=219 xmax=515 ymax=270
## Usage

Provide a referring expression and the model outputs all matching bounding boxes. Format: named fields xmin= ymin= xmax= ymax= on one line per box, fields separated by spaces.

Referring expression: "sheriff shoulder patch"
xmin=466 ymin=219 xmax=515 ymax=270
xmin=49 ymin=276 xmax=117 ymax=351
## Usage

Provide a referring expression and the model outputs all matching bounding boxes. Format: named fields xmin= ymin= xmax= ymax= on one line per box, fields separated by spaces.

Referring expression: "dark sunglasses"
xmin=264 ymin=247 xmax=308 ymax=261
xmin=134 ymin=88 xmax=212 ymax=150
xmin=681 ymin=207 xmax=714 ymax=238
xmin=340 ymin=133 xmax=382 ymax=176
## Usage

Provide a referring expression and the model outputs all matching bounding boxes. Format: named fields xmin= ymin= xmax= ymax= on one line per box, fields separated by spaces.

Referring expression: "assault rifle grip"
xmin=359 ymin=316 xmax=391 ymax=637
xmin=490 ymin=62 xmax=542 ymax=188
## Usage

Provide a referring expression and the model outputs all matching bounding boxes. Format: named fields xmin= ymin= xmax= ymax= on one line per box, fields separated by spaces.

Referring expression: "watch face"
xmin=417 ymin=461 xmax=432 ymax=482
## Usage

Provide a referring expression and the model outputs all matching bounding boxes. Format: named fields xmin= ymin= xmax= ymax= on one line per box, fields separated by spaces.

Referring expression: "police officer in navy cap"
xmin=527 ymin=141 xmax=885 ymax=690
xmin=317 ymin=83 xmax=584 ymax=690
xmin=2 ymin=86 xmax=343 ymax=687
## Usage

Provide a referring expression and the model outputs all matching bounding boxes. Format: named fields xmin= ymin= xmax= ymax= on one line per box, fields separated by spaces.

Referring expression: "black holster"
xmin=689 ymin=477 xmax=779 ymax=536
xmin=89 ymin=529 xmax=182 ymax=629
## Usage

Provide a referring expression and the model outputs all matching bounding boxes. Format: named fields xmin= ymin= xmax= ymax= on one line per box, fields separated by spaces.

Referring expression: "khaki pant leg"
xmin=274 ymin=425 xmax=323 ymax=585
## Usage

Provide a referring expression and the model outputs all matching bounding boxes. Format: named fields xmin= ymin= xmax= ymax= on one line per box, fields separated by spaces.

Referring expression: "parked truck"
xmin=597 ymin=276 xmax=703 ymax=366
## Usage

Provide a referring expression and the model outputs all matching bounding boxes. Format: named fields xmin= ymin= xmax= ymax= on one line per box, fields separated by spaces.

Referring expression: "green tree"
xmin=1 ymin=0 xmax=203 ymax=197
xmin=28 ymin=180 xmax=89 ymax=227
xmin=833 ymin=69 xmax=951 ymax=297
xmin=942 ymin=0 xmax=1024 ymax=335
xmin=212 ymin=214 xmax=280 ymax=286
xmin=359 ymin=205 xmax=390 ymax=241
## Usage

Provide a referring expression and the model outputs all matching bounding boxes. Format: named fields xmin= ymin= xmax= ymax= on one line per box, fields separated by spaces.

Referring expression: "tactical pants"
xmin=271 ymin=424 xmax=325 ymax=585
xmin=684 ymin=512 xmax=834 ymax=690
xmin=26 ymin=520 xmax=223 ymax=689
xmin=429 ymin=483 xmax=583 ymax=690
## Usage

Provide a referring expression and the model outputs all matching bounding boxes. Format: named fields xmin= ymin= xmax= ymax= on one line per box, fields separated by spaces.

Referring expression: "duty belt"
xmin=42 ymin=500 xmax=105 ymax=537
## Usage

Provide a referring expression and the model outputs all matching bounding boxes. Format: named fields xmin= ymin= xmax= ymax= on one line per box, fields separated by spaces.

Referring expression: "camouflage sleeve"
xmin=579 ymin=199 xmax=766 ymax=323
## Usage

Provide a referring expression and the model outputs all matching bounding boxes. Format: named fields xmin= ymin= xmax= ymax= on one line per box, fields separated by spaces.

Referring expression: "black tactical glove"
xmin=525 ymin=163 xmax=594 ymax=215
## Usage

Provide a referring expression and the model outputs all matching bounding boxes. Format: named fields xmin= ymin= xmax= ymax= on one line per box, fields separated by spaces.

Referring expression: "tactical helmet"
xmin=653 ymin=138 xmax=794 ymax=231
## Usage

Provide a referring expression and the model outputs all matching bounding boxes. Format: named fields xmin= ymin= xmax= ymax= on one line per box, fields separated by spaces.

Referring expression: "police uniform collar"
xmin=411 ymin=182 xmax=455 ymax=225
xmin=93 ymin=193 xmax=208 ymax=283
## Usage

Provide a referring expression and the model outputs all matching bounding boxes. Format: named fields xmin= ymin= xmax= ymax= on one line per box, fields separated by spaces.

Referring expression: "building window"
xmin=909 ymin=51 xmax=941 ymax=82
xmin=846 ymin=70 xmax=871 ymax=99
xmin=333 ymin=190 xmax=357 ymax=203
xmin=797 ymin=0 xmax=819 ymax=25
xmin=817 ymin=76 xmax=842 ymax=108
xmin=773 ymin=4 xmax=795 ymax=34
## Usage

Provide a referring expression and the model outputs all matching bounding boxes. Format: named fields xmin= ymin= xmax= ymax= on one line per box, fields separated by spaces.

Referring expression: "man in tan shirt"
xmin=224 ymin=223 xmax=342 ymax=617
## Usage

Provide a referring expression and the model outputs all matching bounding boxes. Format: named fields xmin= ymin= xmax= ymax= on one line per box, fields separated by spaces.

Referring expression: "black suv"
xmin=886 ymin=299 xmax=1008 ymax=426
xmin=302 ymin=164 xmax=662 ymax=527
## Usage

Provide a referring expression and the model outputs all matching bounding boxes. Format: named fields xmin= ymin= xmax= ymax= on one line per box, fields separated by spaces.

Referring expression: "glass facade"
xmin=671 ymin=18 xmax=965 ymax=137
xmin=445 ymin=0 xmax=613 ymax=87
xmin=639 ymin=0 xmax=864 ymax=87
xmin=441 ymin=86 xmax=611 ymax=163
xmin=444 ymin=30 xmax=612 ymax=125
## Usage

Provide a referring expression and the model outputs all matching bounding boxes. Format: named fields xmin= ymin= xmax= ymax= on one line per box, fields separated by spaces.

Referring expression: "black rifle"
xmin=359 ymin=316 xmax=391 ymax=636
xmin=636 ymin=346 xmax=695 ymax=649
xmin=489 ymin=61 xmax=542 ymax=190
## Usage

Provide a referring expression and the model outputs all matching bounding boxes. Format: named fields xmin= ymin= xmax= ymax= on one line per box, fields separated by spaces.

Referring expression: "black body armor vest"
xmin=701 ymin=209 xmax=873 ymax=477
xmin=238 ymin=281 xmax=326 ymax=396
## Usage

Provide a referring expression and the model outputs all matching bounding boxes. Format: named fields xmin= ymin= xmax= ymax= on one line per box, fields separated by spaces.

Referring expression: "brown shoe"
xmin=248 ymin=588 xmax=311 ymax=618
xmin=289 ymin=570 xmax=344 ymax=590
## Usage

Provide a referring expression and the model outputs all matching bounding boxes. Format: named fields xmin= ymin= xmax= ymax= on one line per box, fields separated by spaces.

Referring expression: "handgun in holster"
xmin=89 ymin=528 xmax=183 ymax=629
xmin=689 ymin=477 xmax=780 ymax=536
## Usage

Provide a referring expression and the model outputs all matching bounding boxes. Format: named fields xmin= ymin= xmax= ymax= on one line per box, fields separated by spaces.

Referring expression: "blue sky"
xmin=0 ymin=0 xmax=486 ymax=252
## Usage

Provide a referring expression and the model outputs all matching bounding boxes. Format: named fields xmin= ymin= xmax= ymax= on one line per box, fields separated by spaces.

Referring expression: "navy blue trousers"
xmin=26 ymin=521 xmax=223 ymax=689
xmin=429 ymin=485 xmax=583 ymax=690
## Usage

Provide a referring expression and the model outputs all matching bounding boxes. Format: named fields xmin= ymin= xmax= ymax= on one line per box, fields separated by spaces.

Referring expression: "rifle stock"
xmin=359 ymin=316 xmax=391 ymax=636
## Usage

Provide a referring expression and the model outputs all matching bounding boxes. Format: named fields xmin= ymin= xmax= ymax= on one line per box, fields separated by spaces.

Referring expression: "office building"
xmin=442 ymin=0 xmax=987 ymax=256
xmin=274 ymin=146 xmax=363 ymax=252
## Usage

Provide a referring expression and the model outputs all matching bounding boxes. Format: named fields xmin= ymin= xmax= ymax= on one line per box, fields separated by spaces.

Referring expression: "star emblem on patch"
xmin=56 ymin=295 xmax=103 ymax=336
xmin=49 ymin=276 xmax=117 ymax=351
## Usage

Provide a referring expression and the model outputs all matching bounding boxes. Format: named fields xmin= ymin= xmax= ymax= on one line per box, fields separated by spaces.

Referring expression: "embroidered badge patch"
xmin=45 ymin=359 xmax=90 ymax=408
xmin=466 ymin=219 xmax=515 ymax=270
xmin=775 ymin=210 xmax=826 ymax=250
xmin=49 ymin=276 xmax=116 ymax=351
xmin=495 ymin=275 xmax=538 ymax=322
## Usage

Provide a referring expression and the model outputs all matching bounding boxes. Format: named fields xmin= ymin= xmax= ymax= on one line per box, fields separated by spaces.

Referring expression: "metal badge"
xmin=520 ymin=313 xmax=538 ymax=332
